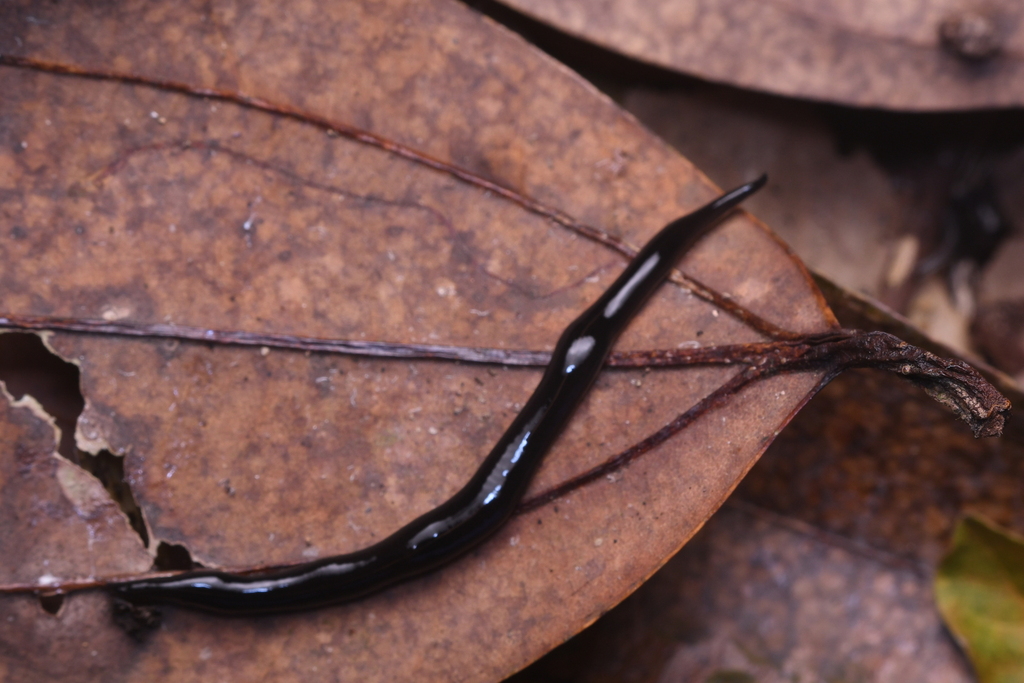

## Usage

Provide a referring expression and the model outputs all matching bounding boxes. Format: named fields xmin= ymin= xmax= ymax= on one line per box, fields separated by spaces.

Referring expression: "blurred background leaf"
xmin=936 ymin=515 xmax=1024 ymax=683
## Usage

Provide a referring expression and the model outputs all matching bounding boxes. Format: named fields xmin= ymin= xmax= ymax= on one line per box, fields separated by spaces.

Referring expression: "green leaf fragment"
xmin=935 ymin=514 xmax=1024 ymax=683
xmin=705 ymin=671 xmax=757 ymax=683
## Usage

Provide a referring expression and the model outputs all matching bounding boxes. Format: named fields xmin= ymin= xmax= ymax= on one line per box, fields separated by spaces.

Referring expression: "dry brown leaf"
xmin=497 ymin=0 xmax=1024 ymax=110
xmin=1 ymin=0 xmax=837 ymax=680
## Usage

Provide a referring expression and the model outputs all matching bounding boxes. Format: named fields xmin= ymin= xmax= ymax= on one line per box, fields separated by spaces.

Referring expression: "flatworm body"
xmin=111 ymin=176 xmax=766 ymax=615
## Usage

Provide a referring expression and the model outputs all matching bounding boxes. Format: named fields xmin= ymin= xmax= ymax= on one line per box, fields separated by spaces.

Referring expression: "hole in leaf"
xmin=80 ymin=449 xmax=150 ymax=548
xmin=38 ymin=593 xmax=65 ymax=615
xmin=0 ymin=332 xmax=150 ymax=546
xmin=0 ymin=332 xmax=83 ymax=463
xmin=153 ymin=541 xmax=196 ymax=571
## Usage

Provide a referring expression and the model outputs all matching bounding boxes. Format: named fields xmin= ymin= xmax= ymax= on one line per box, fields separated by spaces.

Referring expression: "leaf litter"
xmin=0 ymin=0 xmax=1011 ymax=681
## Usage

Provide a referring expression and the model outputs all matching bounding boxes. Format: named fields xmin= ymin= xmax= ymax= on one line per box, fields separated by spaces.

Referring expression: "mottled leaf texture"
xmin=0 ymin=0 xmax=835 ymax=681
xmin=499 ymin=0 xmax=1024 ymax=110
xmin=936 ymin=515 xmax=1024 ymax=683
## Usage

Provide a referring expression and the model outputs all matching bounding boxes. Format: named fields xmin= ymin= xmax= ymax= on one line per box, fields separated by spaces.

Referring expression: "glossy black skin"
xmin=110 ymin=176 xmax=766 ymax=615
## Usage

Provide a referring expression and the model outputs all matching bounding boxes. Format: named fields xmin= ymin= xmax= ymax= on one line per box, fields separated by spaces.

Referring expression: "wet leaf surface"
xmin=0 ymin=0 xmax=836 ymax=680
xmin=494 ymin=0 xmax=1024 ymax=110
xmin=936 ymin=515 xmax=1024 ymax=683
